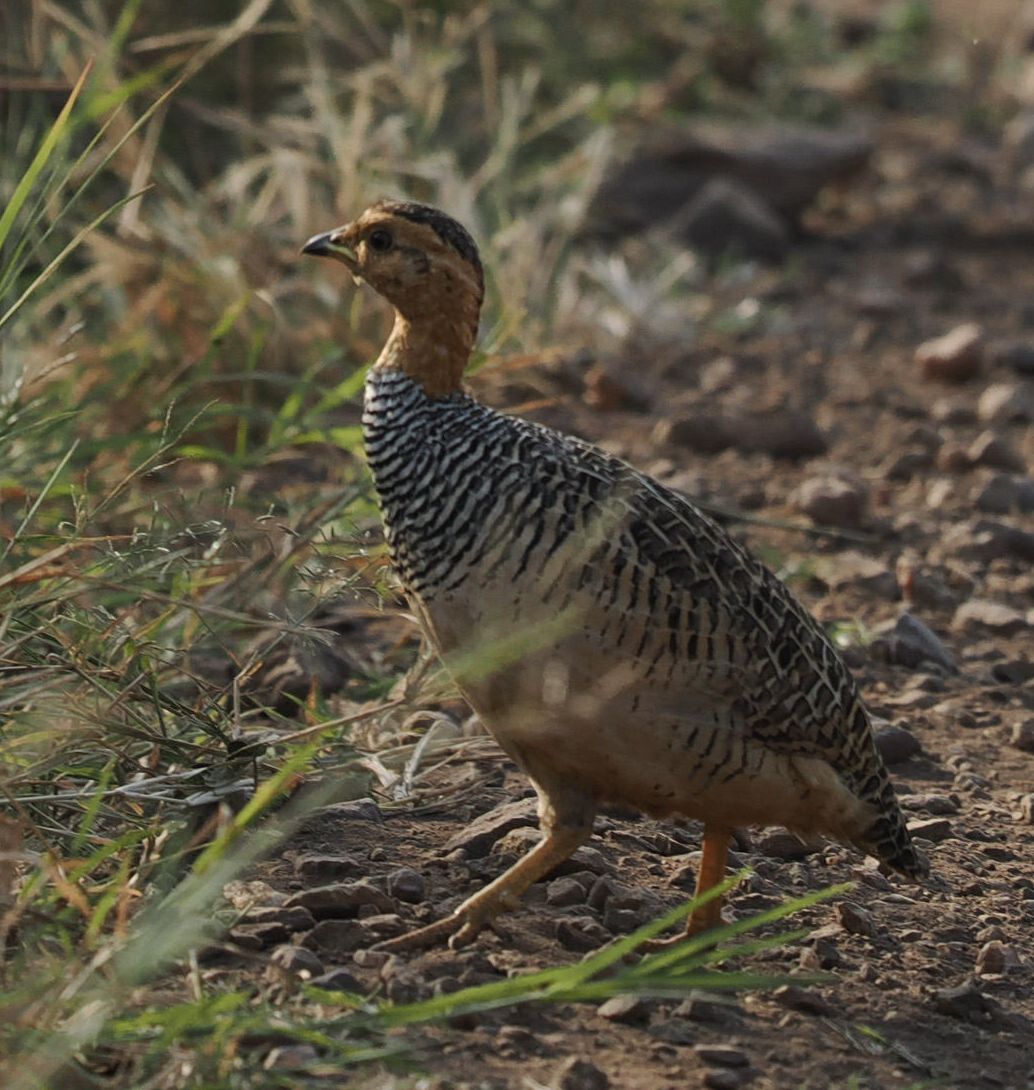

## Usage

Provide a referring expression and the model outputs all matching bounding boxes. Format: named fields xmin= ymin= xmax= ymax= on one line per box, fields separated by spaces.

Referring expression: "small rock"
xmin=302 ymin=919 xmax=368 ymax=956
xmin=790 ymin=476 xmax=867 ymax=528
xmin=310 ymin=967 xmax=362 ymax=992
xmin=694 ymin=1045 xmax=749 ymax=1068
xmin=267 ymin=944 xmax=324 ymax=978
xmin=552 ymin=1056 xmax=610 ymax=1090
xmin=653 ymin=414 xmax=732 ymax=455
xmin=294 ymin=854 xmax=363 ymax=884
xmin=873 ymin=723 xmax=921 ymax=765
xmin=287 ymin=880 xmax=396 ymax=919
xmin=956 ymin=519 xmax=1034 ymax=562
xmin=975 ymin=941 xmax=1017 ymax=975
xmin=974 ymin=474 xmax=1034 ymax=514
xmin=241 ymin=905 xmax=316 ymax=932
xmin=991 ymin=659 xmax=1034 ymax=685
xmin=968 ymin=431 xmax=1027 ymax=473
xmin=819 ymin=552 xmax=899 ymax=599
xmin=953 ymin=599 xmax=1030 ymax=637
xmin=871 ymin=612 xmax=955 ymax=673
xmin=916 ymin=322 xmax=983 ymax=382
xmin=444 ymin=798 xmax=538 ymax=858
xmin=230 ymin=922 xmax=288 ymax=949
xmin=930 ymin=396 xmax=977 ymax=424
xmin=673 ymin=174 xmax=791 ymax=262
xmin=898 ymin=793 xmax=958 ymax=816
xmin=556 ymin=916 xmax=612 ymax=952
xmin=977 ymin=382 xmax=1034 ymax=425
xmin=263 ymin=1044 xmax=320 ymax=1070
xmin=835 ymin=901 xmax=877 ymax=937
xmin=672 ymin=991 xmax=744 ymax=1025
xmin=319 ymin=798 xmax=383 ymax=823
xmin=359 ymin=913 xmax=406 ymax=942
xmin=1020 ymin=795 xmax=1034 ymax=824
xmin=880 ymin=448 xmax=934 ymax=481
xmin=598 ymin=995 xmax=650 ymax=1024
xmin=386 ymin=868 xmax=426 ymax=904
xmin=933 ymin=979 xmax=1001 ymax=1024
xmin=1009 ymin=720 xmax=1034 ymax=753
xmin=703 ymin=1072 xmax=744 ymax=1090
xmin=754 ymin=828 xmax=815 ymax=860
xmin=773 ymin=984 xmax=834 ymax=1016
xmin=906 ymin=818 xmax=953 ymax=843
xmin=724 ymin=408 xmax=827 ymax=459
xmin=547 ymin=876 xmax=588 ymax=907
xmin=223 ymin=880 xmax=286 ymax=910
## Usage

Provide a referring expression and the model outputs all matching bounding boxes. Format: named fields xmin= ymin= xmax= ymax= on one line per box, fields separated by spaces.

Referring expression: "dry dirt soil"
xmin=225 ymin=112 xmax=1034 ymax=1090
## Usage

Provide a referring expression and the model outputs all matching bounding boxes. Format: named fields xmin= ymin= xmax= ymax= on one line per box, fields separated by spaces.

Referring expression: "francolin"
xmin=303 ymin=201 xmax=927 ymax=950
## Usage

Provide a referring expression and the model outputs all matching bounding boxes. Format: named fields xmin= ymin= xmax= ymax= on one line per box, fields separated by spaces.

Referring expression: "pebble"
xmin=444 ymin=798 xmax=538 ymax=857
xmin=835 ymin=901 xmax=877 ymax=937
xmin=674 ymin=174 xmax=791 ymax=262
xmin=230 ymin=922 xmax=288 ymax=949
xmin=773 ymin=984 xmax=834 ymax=1016
xmin=310 ymin=967 xmax=362 ymax=992
xmin=319 ymin=798 xmax=383 ymax=823
xmin=267 ymin=944 xmax=324 ymax=978
xmin=597 ymin=995 xmax=650 ymax=1024
xmin=294 ymin=853 xmax=363 ymax=884
xmin=648 ymin=1019 xmax=696 ymax=1045
xmin=973 ymin=474 xmax=1034 ymax=514
xmin=1009 ymin=720 xmax=1034 ymax=753
xmin=673 ymin=991 xmax=744 ymax=1025
xmin=790 ymin=475 xmax=867 ymax=527
xmin=992 ymin=659 xmax=1034 ymax=684
xmin=222 ymin=880 xmax=286 ymax=910
xmin=873 ymin=723 xmax=921 ymax=765
xmin=241 ymin=905 xmax=316 ymax=932
xmin=703 ymin=1071 xmax=745 ymax=1090
xmin=386 ymin=867 xmax=426 ymax=904
xmin=975 ymin=941 xmax=1009 ymax=975
xmin=302 ymin=919 xmax=368 ymax=956
xmin=870 ymin=612 xmax=955 ymax=673
xmin=552 ymin=1056 xmax=610 ymax=1090
xmin=556 ymin=916 xmax=612 ymax=952
xmin=933 ymin=980 xmax=1001 ymax=1024
xmin=906 ymin=817 xmax=953 ymax=843
xmin=1020 ymin=795 xmax=1034 ymax=824
xmin=976 ymin=382 xmax=1034 ymax=425
xmin=286 ymin=880 xmax=396 ymax=919
xmin=694 ymin=1045 xmax=749 ymax=1068
xmin=547 ymin=876 xmax=588 ymax=907
xmin=916 ymin=322 xmax=983 ymax=381
xmin=898 ymin=793 xmax=958 ymax=816
xmin=968 ymin=431 xmax=1027 ymax=473
xmin=653 ymin=414 xmax=732 ymax=455
xmin=754 ymin=828 xmax=815 ymax=860
xmin=953 ymin=599 xmax=1030 ymax=637
xmin=723 ymin=408 xmax=827 ymax=459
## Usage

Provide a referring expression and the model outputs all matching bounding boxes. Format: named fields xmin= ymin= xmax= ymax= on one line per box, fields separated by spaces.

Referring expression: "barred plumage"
xmin=303 ymin=200 xmax=928 ymax=950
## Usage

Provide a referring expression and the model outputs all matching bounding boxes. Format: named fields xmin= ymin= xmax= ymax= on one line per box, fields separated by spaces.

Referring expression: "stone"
xmin=241 ymin=905 xmax=316 ymax=932
xmin=973 ymin=474 xmax=1034 ymax=514
xmin=287 ymin=880 xmax=396 ymax=919
xmin=310 ymin=968 xmax=363 ymax=992
xmin=975 ymin=941 xmax=1018 ymax=975
xmin=976 ymin=382 xmax=1034 ymax=425
xmin=672 ymin=991 xmax=744 ymax=1025
xmin=916 ymin=322 xmax=983 ymax=381
xmin=547 ymin=876 xmax=588 ymax=907
xmin=694 ymin=1045 xmax=749 ymax=1068
xmin=230 ymin=922 xmax=288 ymax=949
xmin=953 ymin=599 xmax=1030 ymax=637
xmin=991 ymin=659 xmax=1034 ymax=685
xmin=898 ymin=793 xmax=958 ymax=816
xmin=906 ymin=818 xmax=953 ymax=843
xmin=754 ymin=828 xmax=815 ymax=860
xmin=319 ymin=798 xmax=383 ymax=823
xmin=870 ymin=612 xmax=956 ymax=673
xmin=773 ymin=984 xmax=834 ymax=1015
xmin=873 ymin=723 xmax=921 ymax=765
xmin=302 ymin=919 xmax=368 ymax=956
xmin=597 ymin=995 xmax=650 ymax=1024
xmin=723 ymin=408 xmax=827 ymax=459
xmin=552 ymin=1056 xmax=610 ymax=1090
xmin=654 ymin=414 xmax=732 ymax=455
xmin=444 ymin=798 xmax=538 ymax=857
xmin=835 ymin=901 xmax=877 ymax=937
xmin=649 ymin=1019 xmax=696 ymax=1045
xmin=968 ymin=431 xmax=1027 ymax=473
xmin=294 ymin=853 xmax=363 ymax=884
xmin=267 ymin=944 xmax=324 ymax=978
xmin=790 ymin=476 xmax=867 ymax=528
xmin=819 ymin=552 xmax=899 ymax=599
xmin=703 ymin=1072 xmax=745 ymax=1090
xmin=1020 ymin=795 xmax=1034 ymax=824
xmin=1009 ymin=720 xmax=1034 ymax=753
xmin=933 ymin=980 xmax=1002 ymax=1024
xmin=556 ymin=916 xmax=612 ymax=952
xmin=222 ymin=880 xmax=286 ymax=910
xmin=386 ymin=868 xmax=426 ymax=904
xmin=673 ymin=175 xmax=791 ymax=261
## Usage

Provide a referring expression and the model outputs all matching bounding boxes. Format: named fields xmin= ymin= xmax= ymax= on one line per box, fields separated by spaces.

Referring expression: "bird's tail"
xmin=858 ymin=774 xmax=929 ymax=881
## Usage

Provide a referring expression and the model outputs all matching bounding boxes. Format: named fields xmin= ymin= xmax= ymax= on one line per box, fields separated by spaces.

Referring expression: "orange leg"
xmin=685 ymin=823 xmax=732 ymax=936
xmin=375 ymin=822 xmax=591 ymax=953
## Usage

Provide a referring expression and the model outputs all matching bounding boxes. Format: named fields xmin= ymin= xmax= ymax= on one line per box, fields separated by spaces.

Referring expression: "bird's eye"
xmin=367 ymin=229 xmax=394 ymax=253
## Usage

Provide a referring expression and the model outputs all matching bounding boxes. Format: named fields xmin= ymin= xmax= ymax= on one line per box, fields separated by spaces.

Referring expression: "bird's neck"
xmin=372 ymin=307 xmax=477 ymax=400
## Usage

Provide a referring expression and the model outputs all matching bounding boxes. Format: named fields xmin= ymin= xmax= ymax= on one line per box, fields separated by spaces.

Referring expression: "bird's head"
xmin=308 ymin=200 xmax=483 ymax=318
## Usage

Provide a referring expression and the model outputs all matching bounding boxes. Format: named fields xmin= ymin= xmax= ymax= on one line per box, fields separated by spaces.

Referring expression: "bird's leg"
xmin=643 ymin=822 xmax=732 ymax=951
xmin=685 ymin=823 xmax=732 ymax=935
xmin=374 ymin=820 xmax=592 ymax=953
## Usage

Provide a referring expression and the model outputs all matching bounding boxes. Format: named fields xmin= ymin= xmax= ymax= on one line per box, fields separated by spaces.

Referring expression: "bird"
xmin=302 ymin=200 xmax=928 ymax=951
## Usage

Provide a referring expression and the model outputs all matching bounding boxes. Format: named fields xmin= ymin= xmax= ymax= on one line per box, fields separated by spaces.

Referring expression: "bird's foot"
xmin=640 ymin=905 xmax=726 ymax=953
xmin=373 ymin=887 xmax=520 ymax=954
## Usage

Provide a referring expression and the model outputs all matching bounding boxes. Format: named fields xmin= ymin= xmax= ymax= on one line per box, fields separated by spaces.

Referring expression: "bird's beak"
xmin=302 ymin=229 xmax=358 ymax=268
